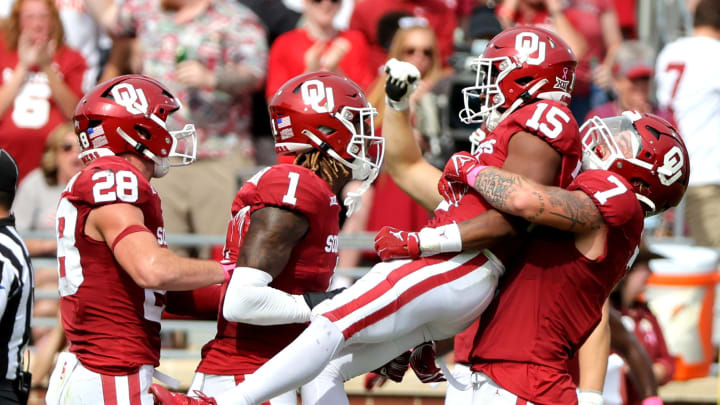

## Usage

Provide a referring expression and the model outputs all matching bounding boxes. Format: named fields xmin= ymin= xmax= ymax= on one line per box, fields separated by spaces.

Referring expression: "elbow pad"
xmin=222 ymin=267 xmax=312 ymax=325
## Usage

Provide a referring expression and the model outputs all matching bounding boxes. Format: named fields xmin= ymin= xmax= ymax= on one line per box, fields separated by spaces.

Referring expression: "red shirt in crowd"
xmin=266 ymin=29 xmax=375 ymax=99
xmin=0 ymin=35 xmax=85 ymax=181
xmin=349 ymin=0 xmax=457 ymax=74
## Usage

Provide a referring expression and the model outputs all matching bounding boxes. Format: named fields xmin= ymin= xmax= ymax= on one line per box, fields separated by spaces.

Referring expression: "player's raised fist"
xmin=374 ymin=226 xmax=421 ymax=261
xmin=384 ymin=58 xmax=421 ymax=111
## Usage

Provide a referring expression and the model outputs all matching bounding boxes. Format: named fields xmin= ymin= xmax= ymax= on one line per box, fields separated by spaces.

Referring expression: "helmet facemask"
xmin=306 ymin=104 xmax=384 ymax=217
xmin=459 ymin=56 xmax=511 ymax=129
xmin=580 ymin=113 xmax=656 ymax=211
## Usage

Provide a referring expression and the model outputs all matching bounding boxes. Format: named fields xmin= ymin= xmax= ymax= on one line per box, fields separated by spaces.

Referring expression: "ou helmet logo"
xmin=515 ymin=32 xmax=546 ymax=65
xmin=301 ymin=80 xmax=335 ymax=113
xmin=658 ymin=146 xmax=684 ymax=186
xmin=111 ymin=83 xmax=149 ymax=115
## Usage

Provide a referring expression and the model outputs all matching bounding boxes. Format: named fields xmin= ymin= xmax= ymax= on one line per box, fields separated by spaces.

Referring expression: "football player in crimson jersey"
xmin=176 ymin=72 xmax=384 ymax=404
xmin=379 ymin=26 xmax=612 ymax=403
xmin=442 ymin=111 xmax=689 ymax=405
xmin=148 ymin=27 xmax=586 ymax=405
xmin=44 ymin=74 xmax=230 ymax=405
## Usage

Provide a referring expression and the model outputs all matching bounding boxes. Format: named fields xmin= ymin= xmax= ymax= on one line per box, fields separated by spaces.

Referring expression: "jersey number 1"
xmin=282 ymin=172 xmax=300 ymax=205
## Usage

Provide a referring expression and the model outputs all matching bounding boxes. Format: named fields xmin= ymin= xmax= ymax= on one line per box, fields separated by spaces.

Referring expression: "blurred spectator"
xmin=655 ymin=0 xmax=720 ymax=248
xmin=367 ymin=23 xmax=448 ymax=125
xmin=0 ymin=0 xmax=86 ymax=182
xmin=608 ymin=244 xmax=676 ymax=404
xmin=103 ymin=0 xmax=268 ymax=257
xmin=494 ymin=0 xmax=587 ymax=60
xmin=238 ymin=0 xmax=301 ymax=45
xmin=612 ymin=0 xmax=637 ymax=38
xmin=265 ymin=0 xmax=375 ymax=99
xmin=565 ymin=0 xmax=623 ymax=121
xmin=349 ymin=0 xmax=457 ymax=74
xmin=0 ymin=0 xmax=111 ymax=92
xmin=12 ymin=122 xmax=81 ymax=256
xmin=584 ymin=41 xmax=672 ymax=122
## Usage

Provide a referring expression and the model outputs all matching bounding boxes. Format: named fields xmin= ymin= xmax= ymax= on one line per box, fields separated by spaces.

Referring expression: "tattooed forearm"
xmin=546 ymin=188 xmax=603 ymax=231
xmin=526 ymin=191 xmax=545 ymax=222
xmin=473 ymin=168 xmax=523 ymax=212
xmin=472 ymin=167 xmax=604 ymax=232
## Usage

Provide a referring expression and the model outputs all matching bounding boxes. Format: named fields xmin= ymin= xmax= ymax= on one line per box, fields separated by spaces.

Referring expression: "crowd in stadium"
xmin=0 ymin=0 xmax=718 ymax=404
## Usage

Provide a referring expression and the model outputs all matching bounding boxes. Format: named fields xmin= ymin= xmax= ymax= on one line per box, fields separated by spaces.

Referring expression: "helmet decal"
xmin=301 ymin=80 xmax=335 ymax=113
xmin=111 ymin=83 xmax=149 ymax=115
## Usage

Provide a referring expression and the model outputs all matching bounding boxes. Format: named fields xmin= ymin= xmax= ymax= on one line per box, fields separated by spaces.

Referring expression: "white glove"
xmin=384 ymin=58 xmax=421 ymax=111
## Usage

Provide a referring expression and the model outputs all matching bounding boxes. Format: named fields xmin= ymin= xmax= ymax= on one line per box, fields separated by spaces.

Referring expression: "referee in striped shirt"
xmin=0 ymin=149 xmax=33 ymax=405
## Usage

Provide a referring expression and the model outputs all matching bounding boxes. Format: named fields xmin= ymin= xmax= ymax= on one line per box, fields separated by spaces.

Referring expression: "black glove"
xmin=302 ymin=287 xmax=346 ymax=309
xmin=372 ymin=350 xmax=411 ymax=383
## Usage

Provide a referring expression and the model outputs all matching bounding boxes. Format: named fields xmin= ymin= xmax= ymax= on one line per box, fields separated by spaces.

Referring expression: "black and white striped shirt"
xmin=0 ymin=215 xmax=33 ymax=381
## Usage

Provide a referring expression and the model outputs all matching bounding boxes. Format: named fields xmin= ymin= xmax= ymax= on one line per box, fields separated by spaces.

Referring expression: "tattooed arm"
xmin=222 ymin=206 xmax=314 ymax=325
xmin=470 ymin=166 xmax=605 ymax=233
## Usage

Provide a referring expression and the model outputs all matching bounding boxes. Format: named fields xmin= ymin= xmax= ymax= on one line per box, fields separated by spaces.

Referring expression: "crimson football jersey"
xmin=198 ymin=164 xmax=340 ymax=375
xmin=56 ymin=156 xmax=166 ymax=375
xmin=444 ymin=100 xmax=582 ymax=365
xmin=469 ymin=170 xmax=644 ymax=404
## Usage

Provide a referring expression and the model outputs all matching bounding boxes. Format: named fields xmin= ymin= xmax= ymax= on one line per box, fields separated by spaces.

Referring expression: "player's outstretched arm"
xmin=222 ymin=206 xmax=317 ymax=325
xmin=382 ymin=58 xmax=443 ymax=212
xmin=88 ymin=203 xmax=226 ymax=291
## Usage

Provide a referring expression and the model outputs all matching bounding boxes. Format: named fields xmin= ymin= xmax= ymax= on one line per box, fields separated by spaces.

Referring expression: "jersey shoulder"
xmin=497 ymin=100 xmax=580 ymax=154
xmin=66 ymin=156 xmax=156 ymax=207
xmin=235 ymin=164 xmax=337 ymax=217
xmin=568 ymin=170 xmax=642 ymax=227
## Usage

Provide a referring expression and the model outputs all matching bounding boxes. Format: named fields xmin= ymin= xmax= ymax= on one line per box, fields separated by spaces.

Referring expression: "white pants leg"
xmin=469 ymin=372 xmax=535 ymax=405
xmin=301 ymin=328 xmax=429 ymax=405
xmin=315 ymin=251 xmax=503 ymax=344
xmin=46 ymin=352 xmax=155 ymax=405
xmin=189 ymin=373 xmax=297 ymax=405
xmin=444 ymin=363 xmax=473 ymax=405
xmin=214 ymin=252 xmax=502 ymax=405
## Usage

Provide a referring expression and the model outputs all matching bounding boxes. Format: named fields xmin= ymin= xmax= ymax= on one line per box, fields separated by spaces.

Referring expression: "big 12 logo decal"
xmin=301 ymin=80 xmax=335 ymax=113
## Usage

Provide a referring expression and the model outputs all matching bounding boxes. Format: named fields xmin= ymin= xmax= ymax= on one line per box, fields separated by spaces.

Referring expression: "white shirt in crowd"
xmin=655 ymin=35 xmax=720 ymax=186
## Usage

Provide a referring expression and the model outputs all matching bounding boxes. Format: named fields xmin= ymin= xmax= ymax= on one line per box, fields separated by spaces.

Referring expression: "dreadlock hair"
xmin=294 ymin=150 xmax=351 ymax=185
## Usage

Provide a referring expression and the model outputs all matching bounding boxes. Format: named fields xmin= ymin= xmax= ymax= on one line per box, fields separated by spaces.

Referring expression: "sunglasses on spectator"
xmin=404 ymin=47 xmax=433 ymax=57
xmin=311 ymin=0 xmax=340 ymax=4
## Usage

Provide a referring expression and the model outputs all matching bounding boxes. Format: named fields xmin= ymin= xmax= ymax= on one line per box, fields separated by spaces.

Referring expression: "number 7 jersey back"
xmin=56 ymin=155 xmax=166 ymax=375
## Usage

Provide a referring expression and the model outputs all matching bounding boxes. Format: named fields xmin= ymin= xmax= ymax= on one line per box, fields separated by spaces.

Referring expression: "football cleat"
xmin=150 ymin=384 xmax=217 ymax=405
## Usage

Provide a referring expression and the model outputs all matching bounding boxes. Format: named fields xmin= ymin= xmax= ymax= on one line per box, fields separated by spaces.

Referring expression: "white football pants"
xmin=46 ymin=352 xmax=155 ymax=405
xmin=189 ymin=373 xmax=297 ymax=405
xmin=214 ymin=251 xmax=503 ymax=405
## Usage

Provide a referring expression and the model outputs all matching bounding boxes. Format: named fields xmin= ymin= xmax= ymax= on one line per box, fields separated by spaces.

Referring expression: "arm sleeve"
xmin=222 ymin=266 xmax=311 ymax=325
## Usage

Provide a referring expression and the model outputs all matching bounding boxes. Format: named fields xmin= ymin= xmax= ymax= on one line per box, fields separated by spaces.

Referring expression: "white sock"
xmin=214 ymin=316 xmax=345 ymax=405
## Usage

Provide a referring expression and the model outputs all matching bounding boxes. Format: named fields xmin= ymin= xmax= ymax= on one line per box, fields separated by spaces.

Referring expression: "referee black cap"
xmin=0 ymin=148 xmax=18 ymax=194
